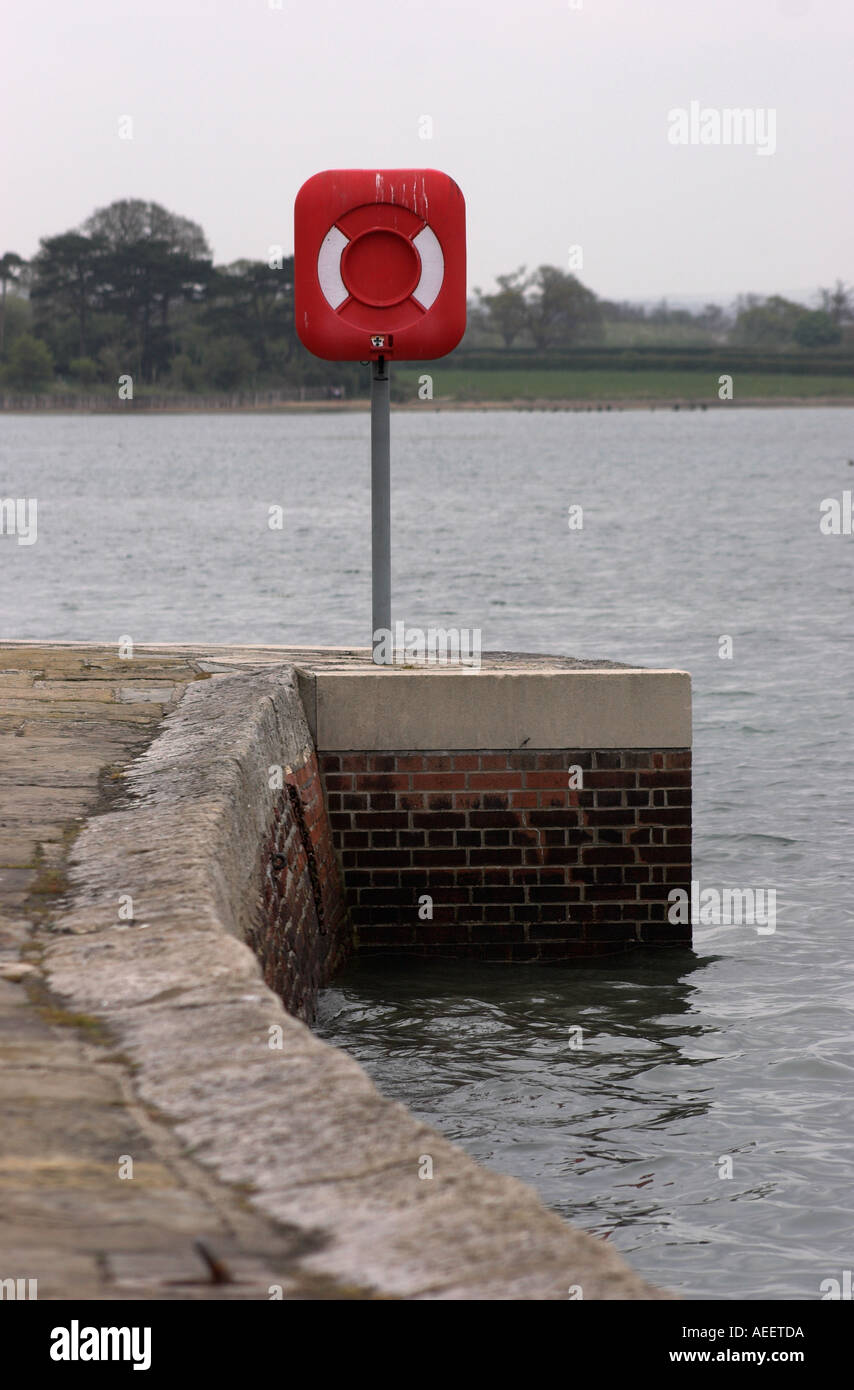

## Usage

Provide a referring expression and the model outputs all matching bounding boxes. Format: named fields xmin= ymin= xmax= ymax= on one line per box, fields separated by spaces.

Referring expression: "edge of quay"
xmin=3 ymin=643 xmax=687 ymax=1299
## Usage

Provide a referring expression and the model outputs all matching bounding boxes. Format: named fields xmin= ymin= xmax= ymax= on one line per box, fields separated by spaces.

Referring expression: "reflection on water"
xmin=317 ymin=953 xmax=712 ymax=1238
xmin=316 ymin=940 xmax=853 ymax=1300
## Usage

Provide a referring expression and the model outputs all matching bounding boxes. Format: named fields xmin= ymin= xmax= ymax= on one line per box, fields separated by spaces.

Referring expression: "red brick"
xmin=593 ymin=867 xmax=633 ymax=887
xmin=427 ymin=830 xmax=455 ymax=847
xmin=354 ymin=812 xmax=409 ymax=829
xmin=367 ymin=822 xmax=397 ymax=845
xmin=359 ymin=887 xmax=405 ymax=905
xmin=506 ymin=750 xmax=539 ymax=770
xmin=538 ymin=848 xmax=578 ymax=867
xmin=529 ymin=886 xmax=574 ymax=903
xmin=662 ymin=863 xmax=690 ymax=882
xmin=585 ymin=809 xmax=636 ymax=827
xmin=525 ymin=771 xmax=571 ymax=788
xmin=470 ymin=849 xmax=520 ymax=865
xmin=638 ymin=845 xmax=691 ymax=864
xmin=638 ymin=808 xmax=687 ymax=825
xmin=467 ymin=773 xmax=524 ymax=790
xmin=511 ymin=828 xmax=539 ymax=846
xmin=665 ymin=751 xmax=691 ymax=769
xmin=358 ymin=773 xmax=410 ymax=792
xmin=537 ymin=752 xmax=579 ymax=769
xmin=620 ymin=752 xmax=654 ymax=769
xmin=359 ymin=850 xmax=411 ymax=867
xmin=626 ymin=790 xmax=651 ymax=807
xmin=397 ymin=755 xmax=424 ymax=772
xmin=399 ymin=830 xmax=426 ymax=847
xmin=306 ymin=745 xmax=692 ymax=963
xmin=410 ymin=849 xmax=468 ymax=867
xmin=583 ymin=884 xmax=636 ymax=901
xmin=472 ymin=887 xmax=526 ymax=904
xmin=469 ymin=811 xmax=520 ymax=828
xmin=361 ymin=870 xmax=402 ymax=888
xmin=594 ymin=790 xmax=622 ymax=807
xmin=627 ymin=826 xmax=651 ymax=843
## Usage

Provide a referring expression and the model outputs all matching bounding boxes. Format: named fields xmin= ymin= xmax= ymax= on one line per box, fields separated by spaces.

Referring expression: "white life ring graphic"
xmin=317 ymin=218 xmax=444 ymax=314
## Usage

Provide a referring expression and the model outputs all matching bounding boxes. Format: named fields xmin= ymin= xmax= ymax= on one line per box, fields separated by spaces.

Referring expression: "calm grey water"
xmin=2 ymin=406 xmax=853 ymax=1299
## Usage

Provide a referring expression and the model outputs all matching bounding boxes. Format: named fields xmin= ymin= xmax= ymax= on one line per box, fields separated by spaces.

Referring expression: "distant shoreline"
xmin=2 ymin=395 xmax=854 ymax=415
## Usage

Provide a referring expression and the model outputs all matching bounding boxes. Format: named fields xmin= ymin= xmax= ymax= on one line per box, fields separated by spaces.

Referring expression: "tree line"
xmin=470 ymin=270 xmax=853 ymax=351
xmin=1 ymin=198 xmax=851 ymax=394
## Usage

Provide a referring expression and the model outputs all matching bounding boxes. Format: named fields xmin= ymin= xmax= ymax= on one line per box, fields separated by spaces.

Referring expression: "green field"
xmin=601 ymin=322 xmax=719 ymax=348
xmin=392 ymin=368 xmax=854 ymax=404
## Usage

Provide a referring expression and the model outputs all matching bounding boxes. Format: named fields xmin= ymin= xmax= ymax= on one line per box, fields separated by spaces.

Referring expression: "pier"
xmin=0 ymin=641 xmax=689 ymax=1299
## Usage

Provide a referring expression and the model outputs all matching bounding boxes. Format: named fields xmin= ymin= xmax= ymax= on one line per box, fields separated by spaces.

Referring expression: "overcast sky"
xmin=3 ymin=0 xmax=852 ymax=304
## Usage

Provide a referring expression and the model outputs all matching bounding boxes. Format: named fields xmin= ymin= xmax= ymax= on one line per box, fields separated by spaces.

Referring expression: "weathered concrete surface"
xmin=303 ymin=667 xmax=692 ymax=750
xmin=0 ymin=643 xmax=669 ymax=1300
xmin=0 ymin=646 xmax=343 ymax=1299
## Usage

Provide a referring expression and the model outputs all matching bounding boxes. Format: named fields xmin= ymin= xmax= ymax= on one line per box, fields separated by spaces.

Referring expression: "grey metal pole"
xmin=371 ymin=356 xmax=391 ymax=664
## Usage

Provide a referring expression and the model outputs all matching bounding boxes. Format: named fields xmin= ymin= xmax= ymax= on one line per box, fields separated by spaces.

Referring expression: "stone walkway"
xmin=0 ymin=644 xmax=359 ymax=1299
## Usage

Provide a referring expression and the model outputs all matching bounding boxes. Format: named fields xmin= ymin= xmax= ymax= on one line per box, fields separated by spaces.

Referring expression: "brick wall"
xmin=249 ymin=750 xmax=351 ymax=1020
xmin=319 ymin=749 xmax=691 ymax=959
